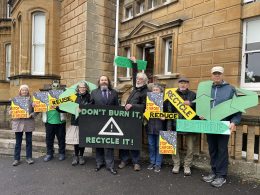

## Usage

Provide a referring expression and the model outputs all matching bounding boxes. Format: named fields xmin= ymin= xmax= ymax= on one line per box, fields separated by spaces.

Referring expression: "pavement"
xmin=0 ymin=156 xmax=259 ymax=195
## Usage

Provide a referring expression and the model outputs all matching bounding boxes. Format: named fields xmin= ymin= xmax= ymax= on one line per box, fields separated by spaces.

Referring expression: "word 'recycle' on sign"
xmin=79 ymin=105 xmax=143 ymax=150
xmin=164 ymin=88 xmax=196 ymax=120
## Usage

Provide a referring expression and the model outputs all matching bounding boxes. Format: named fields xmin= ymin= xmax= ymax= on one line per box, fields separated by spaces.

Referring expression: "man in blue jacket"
xmin=202 ymin=66 xmax=241 ymax=188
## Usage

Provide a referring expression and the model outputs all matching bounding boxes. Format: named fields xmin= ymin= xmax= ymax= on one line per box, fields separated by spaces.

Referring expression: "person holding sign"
xmin=42 ymin=82 xmax=67 ymax=162
xmin=91 ymin=75 xmax=119 ymax=175
xmin=146 ymin=84 xmax=166 ymax=173
xmin=118 ymin=72 xmax=148 ymax=171
xmin=201 ymin=66 xmax=241 ymax=188
xmin=65 ymin=81 xmax=91 ymax=166
xmin=10 ymin=85 xmax=36 ymax=166
xmin=167 ymin=77 xmax=196 ymax=176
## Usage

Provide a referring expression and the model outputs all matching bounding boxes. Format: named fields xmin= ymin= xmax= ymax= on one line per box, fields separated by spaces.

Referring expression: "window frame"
xmin=5 ymin=43 xmax=11 ymax=80
xmin=136 ymin=0 xmax=145 ymax=15
xmin=125 ymin=5 xmax=133 ymax=20
xmin=148 ymin=0 xmax=157 ymax=10
xmin=31 ymin=11 xmax=46 ymax=75
xmin=164 ymin=38 xmax=173 ymax=75
xmin=241 ymin=16 xmax=260 ymax=90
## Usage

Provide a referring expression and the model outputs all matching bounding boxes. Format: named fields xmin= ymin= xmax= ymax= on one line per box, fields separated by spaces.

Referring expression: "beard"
xmin=136 ymin=83 xmax=144 ymax=88
xmin=100 ymin=85 xmax=108 ymax=90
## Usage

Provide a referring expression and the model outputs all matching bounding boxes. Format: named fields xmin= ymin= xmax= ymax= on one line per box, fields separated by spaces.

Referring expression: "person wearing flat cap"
xmin=167 ymin=77 xmax=197 ymax=176
xmin=201 ymin=66 xmax=241 ymax=188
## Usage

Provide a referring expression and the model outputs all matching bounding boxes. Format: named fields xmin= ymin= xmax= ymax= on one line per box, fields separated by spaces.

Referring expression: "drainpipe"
xmin=114 ymin=0 xmax=119 ymax=87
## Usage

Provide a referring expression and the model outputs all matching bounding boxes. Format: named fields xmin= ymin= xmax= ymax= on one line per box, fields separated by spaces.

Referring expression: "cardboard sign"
xmin=194 ymin=80 xmax=258 ymax=120
xmin=114 ymin=56 xmax=147 ymax=70
xmin=33 ymin=92 xmax=48 ymax=112
xmin=176 ymin=119 xmax=230 ymax=135
xmin=159 ymin=131 xmax=177 ymax=155
xmin=79 ymin=105 xmax=143 ymax=150
xmin=48 ymin=90 xmax=63 ymax=110
xmin=11 ymin=97 xmax=30 ymax=118
xmin=164 ymin=88 xmax=196 ymax=120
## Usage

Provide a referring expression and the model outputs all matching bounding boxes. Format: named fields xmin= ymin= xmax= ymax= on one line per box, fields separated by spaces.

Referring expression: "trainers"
xmin=12 ymin=160 xmax=20 ymax=166
xmin=147 ymin=163 xmax=154 ymax=170
xmin=202 ymin=173 xmax=216 ymax=183
xmin=118 ymin=161 xmax=126 ymax=169
xmin=134 ymin=164 xmax=141 ymax=171
xmin=72 ymin=156 xmax=79 ymax=166
xmin=154 ymin=165 xmax=161 ymax=173
xmin=79 ymin=156 xmax=85 ymax=165
xmin=172 ymin=165 xmax=180 ymax=174
xmin=58 ymin=154 xmax=65 ymax=161
xmin=184 ymin=166 xmax=191 ymax=176
xmin=43 ymin=155 xmax=53 ymax=162
xmin=26 ymin=158 xmax=34 ymax=165
xmin=211 ymin=177 xmax=226 ymax=188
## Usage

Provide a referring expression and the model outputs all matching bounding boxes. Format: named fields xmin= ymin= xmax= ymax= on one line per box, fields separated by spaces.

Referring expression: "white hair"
xmin=136 ymin=72 xmax=148 ymax=85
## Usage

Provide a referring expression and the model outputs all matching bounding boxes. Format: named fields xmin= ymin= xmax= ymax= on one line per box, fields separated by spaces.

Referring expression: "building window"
xmin=125 ymin=48 xmax=131 ymax=77
xmin=241 ymin=17 xmax=260 ymax=90
xmin=162 ymin=0 xmax=171 ymax=4
xmin=5 ymin=44 xmax=11 ymax=80
xmin=7 ymin=1 xmax=11 ymax=18
xmin=136 ymin=0 xmax=145 ymax=14
xmin=148 ymin=0 xmax=157 ymax=9
xmin=244 ymin=0 xmax=260 ymax=4
xmin=164 ymin=38 xmax=173 ymax=74
xmin=125 ymin=5 xmax=133 ymax=20
xmin=31 ymin=12 xmax=46 ymax=75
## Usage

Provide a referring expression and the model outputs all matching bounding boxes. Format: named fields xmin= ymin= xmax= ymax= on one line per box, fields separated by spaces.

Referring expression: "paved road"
xmin=0 ymin=156 xmax=259 ymax=195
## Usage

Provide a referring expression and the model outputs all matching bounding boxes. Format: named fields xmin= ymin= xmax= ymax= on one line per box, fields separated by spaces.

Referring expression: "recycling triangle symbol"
xmin=98 ymin=117 xmax=124 ymax=136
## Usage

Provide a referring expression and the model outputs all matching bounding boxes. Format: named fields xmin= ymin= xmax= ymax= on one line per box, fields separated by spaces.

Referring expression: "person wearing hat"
xmin=167 ymin=77 xmax=197 ymax=176
xmin=10 ymin=84 xmax=37 ymax=166
xmin=201 ymin=66 xmax=241 ymax=187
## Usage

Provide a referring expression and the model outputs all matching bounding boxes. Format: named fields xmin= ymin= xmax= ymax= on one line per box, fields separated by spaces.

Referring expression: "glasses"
xmin=78 ymin=87 xmax=86 ymax=89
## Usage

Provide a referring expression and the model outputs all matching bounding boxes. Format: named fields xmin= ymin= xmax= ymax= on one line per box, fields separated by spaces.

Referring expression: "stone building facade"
xmin=0 ymin=0 xmax=259 ymax=113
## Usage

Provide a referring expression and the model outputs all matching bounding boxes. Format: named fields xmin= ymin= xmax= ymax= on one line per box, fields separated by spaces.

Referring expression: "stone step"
xmin=0 ymin=129 xmax=49 ymax=143
xmin=0 ymin=138 xmax=92 ymax=158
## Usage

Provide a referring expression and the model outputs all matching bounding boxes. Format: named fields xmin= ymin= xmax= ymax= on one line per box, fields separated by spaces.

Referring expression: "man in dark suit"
xmin=90 ymin=75 xmax=119 ymax=175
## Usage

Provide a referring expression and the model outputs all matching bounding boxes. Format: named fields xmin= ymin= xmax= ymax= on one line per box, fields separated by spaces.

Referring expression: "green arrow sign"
xmin=194 ymin=80 xmax=258 ymax=121
xmin=176 ymin=119 xmax=230 ymax=135
xmin=114 ymin=56 xmax=147 ymax=70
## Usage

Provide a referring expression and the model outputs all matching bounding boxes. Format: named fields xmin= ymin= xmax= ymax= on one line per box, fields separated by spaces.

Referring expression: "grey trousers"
xmin=172 ymin=134 xmax=196 ymax=167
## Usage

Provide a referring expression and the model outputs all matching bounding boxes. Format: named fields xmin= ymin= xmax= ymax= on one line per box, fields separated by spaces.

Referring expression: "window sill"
xmin=118 ymin=77 xmax=132 ymax=82
xmin=121 ymin=0 xmax=178 ymax=24
xmin=154 ymin=73 xmax=180 ymax=80
xmin=8 ymin=74 xmax=61 ymax=80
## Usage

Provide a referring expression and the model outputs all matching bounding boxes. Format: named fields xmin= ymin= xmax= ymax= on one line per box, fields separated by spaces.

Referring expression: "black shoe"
xmin=58 ymin=154 xmax=65 ymax=161
xmin=44 ymin=155 xmax=53 ymax=162
xmin=95 ymin=164 xmax=103 ymax=172
xmin=108 ymin=168 xmax=118 ymax=175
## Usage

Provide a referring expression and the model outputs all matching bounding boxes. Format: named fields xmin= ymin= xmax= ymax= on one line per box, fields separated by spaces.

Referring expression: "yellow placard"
xmin=159 ymin=135 xmax=176 ymax=155
xmin=144 ymin=111 xmax=178 ymax=120
xmin=11 ymin=98 xmax=30 ymax=119
xmin=164 ymin=88 xmax=196 ymax=120
xmin=33 ymin=96 xmax=47 ymax=112
xmin=48 ymin=94 xmax=77 ymax=110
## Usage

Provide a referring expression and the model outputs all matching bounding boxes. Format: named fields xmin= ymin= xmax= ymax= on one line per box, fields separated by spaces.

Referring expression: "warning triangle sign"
xmin=98 ymin=117 xmax=124 ymax=136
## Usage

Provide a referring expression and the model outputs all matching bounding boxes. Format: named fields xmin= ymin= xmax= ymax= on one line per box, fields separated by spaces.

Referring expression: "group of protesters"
xmin=10 ymin=59 xmax=241 ymax=187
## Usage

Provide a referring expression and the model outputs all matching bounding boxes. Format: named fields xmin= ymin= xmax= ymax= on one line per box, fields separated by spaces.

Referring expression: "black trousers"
xmin=207 ymin=134 xmax=230 ymax=178
xmin=45 ymin=122 xmax=66 ymax=155
xmin=95 ymin=148 xmax=114 ymax=169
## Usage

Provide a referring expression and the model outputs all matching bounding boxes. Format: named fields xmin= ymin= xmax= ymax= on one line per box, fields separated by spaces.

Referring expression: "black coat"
xmin=147 ymin=102 xmax=167 ymax=135
xmin=71 ymin=92 xmax=91 ymax=126
xmin=126 ymin=85 xmax=148 ymax=112
xmin=90 ymin=88 xmax=119 ymax=106
xmin=167 ymin=88 xmax=196 ymax=131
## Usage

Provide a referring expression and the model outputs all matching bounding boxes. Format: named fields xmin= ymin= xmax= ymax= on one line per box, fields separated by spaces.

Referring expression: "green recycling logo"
xmin=194 ymin=80 xmax=258 ymax=120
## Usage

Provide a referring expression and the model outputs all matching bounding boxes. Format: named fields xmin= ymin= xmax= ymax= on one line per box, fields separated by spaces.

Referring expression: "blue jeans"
xmin=14 ymin=132 xmax=32 ymax=160
xmin=119 ymin=149 xmax=140 ymax=164
xmin=148 ymin=134 xmax=162 ymax=167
